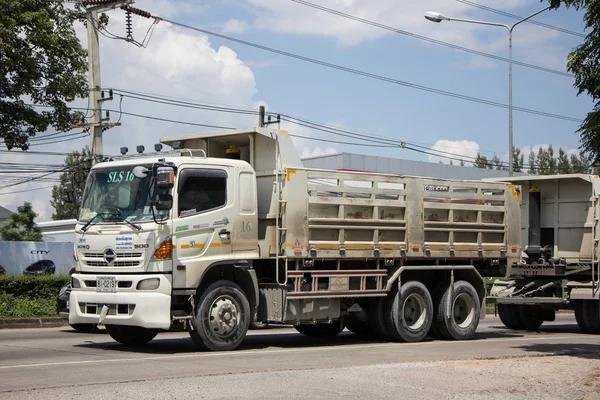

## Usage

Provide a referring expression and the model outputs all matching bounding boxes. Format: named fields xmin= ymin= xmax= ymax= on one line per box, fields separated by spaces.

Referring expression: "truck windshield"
xmin=79 ymin=164 xmax=166 ymax=223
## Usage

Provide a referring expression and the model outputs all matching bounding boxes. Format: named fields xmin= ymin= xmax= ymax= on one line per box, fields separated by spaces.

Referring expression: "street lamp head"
xmin=424 ymin=11 xmax=449 ymax=23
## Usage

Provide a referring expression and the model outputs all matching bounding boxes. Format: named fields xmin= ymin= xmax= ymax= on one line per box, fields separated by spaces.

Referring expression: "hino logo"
xmin=104 ymin=249 xmax=116 ymax=264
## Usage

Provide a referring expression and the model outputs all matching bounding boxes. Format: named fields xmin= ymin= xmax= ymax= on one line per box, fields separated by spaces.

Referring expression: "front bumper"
xmin=69 ymin=273 xmax=172 ymax=330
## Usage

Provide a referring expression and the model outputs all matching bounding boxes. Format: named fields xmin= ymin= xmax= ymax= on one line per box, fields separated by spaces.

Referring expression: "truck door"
xmin=172 ymin=167 xmax=232 ymax=288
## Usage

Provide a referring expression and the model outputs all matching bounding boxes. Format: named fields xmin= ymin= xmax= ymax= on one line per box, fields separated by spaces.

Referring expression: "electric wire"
xmin=153 ymin=16 xmax=583 ymax=123
xmin=289 ymin=0 xmax=574 ymax=78
xmin=455 ymin=0 xmax=586 ymax=38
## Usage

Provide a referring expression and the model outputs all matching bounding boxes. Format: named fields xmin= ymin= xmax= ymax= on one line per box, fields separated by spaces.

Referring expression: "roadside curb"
xmin=0 ymin=318 xmax=68 ymax=329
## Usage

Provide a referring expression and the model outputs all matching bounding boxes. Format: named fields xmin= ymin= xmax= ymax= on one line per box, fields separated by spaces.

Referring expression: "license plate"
xmin=96 ymin=277 xmax=116 ymax=292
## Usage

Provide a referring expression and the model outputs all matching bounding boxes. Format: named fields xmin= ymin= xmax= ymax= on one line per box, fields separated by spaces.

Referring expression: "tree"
xmin=528 ymin=151 xmax=537 ymax=174
xmin=0 ymin=202 xmax=43 ymax=241
xmin=491 ymin=155 xmax=502 ymax=170
xmin=548 ymin=1 xmax=599 ymax=162
xmin=0 ymin=0 xmax=90 ymax=150
xmin=557 ymin=148 xmax=571 ymax=174
xmin=512 ymin=148 xmax=524 ymax=172
xmin=571 ymin=150 xmax=590 ymax=173
xmin=50 ymin=147 xmax=95 ymax=220
xmin=473 ymin=153 xmax=490 ymax=169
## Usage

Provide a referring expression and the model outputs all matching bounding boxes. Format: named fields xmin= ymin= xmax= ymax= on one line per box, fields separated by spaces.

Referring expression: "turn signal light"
xmin=154 ymin=239 xmax=172 ymax=260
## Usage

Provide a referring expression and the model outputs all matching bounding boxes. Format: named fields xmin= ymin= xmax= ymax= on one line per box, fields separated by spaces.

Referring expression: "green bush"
xmin=0 ymin=293 xmax=57 ymax=318
xmin=0 ymin=275 xmax=69 ymax=300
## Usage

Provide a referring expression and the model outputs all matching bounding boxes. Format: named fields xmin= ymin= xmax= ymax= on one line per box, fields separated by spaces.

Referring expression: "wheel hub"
xmin=209 ymin=296 xmax=239 ymax=336
xmin=402 ymin=293 xmax=427 ymax=330
xmin=453 ymin=293 xmax=475 ymax=328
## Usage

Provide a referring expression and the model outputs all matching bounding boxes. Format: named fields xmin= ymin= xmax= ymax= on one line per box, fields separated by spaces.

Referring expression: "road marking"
xmin=0 ymin=334 xmax=594 ymax=370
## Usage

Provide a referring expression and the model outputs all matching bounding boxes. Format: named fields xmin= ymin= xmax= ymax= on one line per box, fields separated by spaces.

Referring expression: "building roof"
xmin=0 ymin=206 xmax=13 ymax=220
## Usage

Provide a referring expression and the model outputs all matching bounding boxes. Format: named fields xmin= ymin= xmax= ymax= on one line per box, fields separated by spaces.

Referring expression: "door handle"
xmin=219 ymin=229 xmax=231 ymax=238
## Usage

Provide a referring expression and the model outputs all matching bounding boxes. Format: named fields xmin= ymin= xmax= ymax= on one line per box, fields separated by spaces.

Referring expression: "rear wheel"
xmin=384 ymin=281 xmax=433 ymax=342
xmin=189 ymin=280 xmax=251 ymax=351
xmin=368 ymin=297 xmax=391 ymax=340
xmin=574 ymin=300 xmax=595 ymax=334
xmin=294 ymin=322 xmax=343 ymax=338
xmin=497 ymin=304 xmax=526 ymax=330
xmin=432 ymin=281 xmax=480 ymax=340
xmin=105 ymin=325 xmax=158 ymax=345
xmin=346 ymin=321 xmax=374 ymax=336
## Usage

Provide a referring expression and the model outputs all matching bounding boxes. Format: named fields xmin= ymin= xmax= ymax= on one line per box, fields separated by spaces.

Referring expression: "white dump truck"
xmin=69 ymin=127 xmax=523 ymax=350
xmin=486 ymin=174 xmax=600 ymax=333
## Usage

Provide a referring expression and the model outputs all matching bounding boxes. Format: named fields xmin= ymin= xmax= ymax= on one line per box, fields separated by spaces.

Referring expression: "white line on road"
xmin=0 ymin=334 xmax=593 ymax=370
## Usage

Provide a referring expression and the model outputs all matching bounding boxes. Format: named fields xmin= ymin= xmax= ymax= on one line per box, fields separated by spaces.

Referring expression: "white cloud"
xmin=4 ymin=1 xmax=261 ymax=222
xmin=222 ymin=18 xmax=250 ymax=34
xmin=237 ymin=0 xmax=565 ymax=71
xmin=428 ymin=139 xmax=480 ymax=164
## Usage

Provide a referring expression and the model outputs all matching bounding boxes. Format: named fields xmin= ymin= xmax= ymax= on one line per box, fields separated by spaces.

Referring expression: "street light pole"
xmin=425 ymin=6 xmax=550 ymax=176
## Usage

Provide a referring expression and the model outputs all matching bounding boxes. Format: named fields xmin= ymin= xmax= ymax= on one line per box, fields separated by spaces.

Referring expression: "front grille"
xmin=82 ymin=251 xmax=144 ymax=268
xmin=86 ymin=260 xmax=141 ymax=267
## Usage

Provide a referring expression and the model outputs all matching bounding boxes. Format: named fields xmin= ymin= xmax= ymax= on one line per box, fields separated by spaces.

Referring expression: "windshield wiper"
xmin=102 ymin=212 xmax=142 ymax=231
xmin=80 ymin=213 xmax=102 ymax=233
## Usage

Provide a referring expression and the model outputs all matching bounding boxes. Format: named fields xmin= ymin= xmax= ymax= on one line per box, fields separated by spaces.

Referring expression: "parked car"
xmin=23 ymin=259 xmax=56 ymax=276
xmin=57 ymin=282 xmax=98 ymax=333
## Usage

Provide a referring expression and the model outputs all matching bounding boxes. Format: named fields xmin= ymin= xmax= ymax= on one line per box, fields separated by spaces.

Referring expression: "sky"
xmin=0 ymin=0 xmax=592 ymax=221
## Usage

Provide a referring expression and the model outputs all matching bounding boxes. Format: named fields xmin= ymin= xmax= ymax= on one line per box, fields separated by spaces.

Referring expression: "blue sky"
xmin=0 ymin=0 xmax=592 ymax=219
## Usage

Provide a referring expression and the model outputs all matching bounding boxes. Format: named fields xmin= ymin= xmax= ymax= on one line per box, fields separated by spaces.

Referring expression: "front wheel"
xmin=105 ymin=325 xmax=158 ymax=345
xmin=189 ymin=280 xmax=250 ymax=351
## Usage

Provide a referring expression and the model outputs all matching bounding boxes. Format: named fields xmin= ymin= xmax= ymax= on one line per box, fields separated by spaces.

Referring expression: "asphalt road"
xmin=1 ymin=315 xmax=600 ymax=399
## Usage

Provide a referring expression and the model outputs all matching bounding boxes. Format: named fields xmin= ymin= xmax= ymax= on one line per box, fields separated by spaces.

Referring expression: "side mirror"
xmin=62 ymin=182 xmax=75 ymax=203
xmin=156 ymin=167 xmax=175 ymax=189
xmin=156 ymin=194 xmax=173 ymax=210
xmin=132 ymin=166 xmax=150 ymax=179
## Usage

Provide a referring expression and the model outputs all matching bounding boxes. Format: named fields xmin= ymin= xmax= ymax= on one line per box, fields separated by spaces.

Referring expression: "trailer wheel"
xmin=432 ymin=281 xmax=480 ymax=340
xmin=105 ymin=325 xmax=158 ymax=345
xmin=574 ymin=301 xmax=595 ymax=334
xmin=294 ymin=322 xmax=343 ymax=338
xmin=584 ymin=301 xmax=600 ymax=333
xmin=189 ymin=280 xmax=250 ymax=351
xmin=518 ymin=305 xmax=545 ymax=331
xmin=384 ymin=281 xmax=433 ymax=342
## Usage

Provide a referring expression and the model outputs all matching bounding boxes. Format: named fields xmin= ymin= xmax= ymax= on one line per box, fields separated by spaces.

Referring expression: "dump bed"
xmin=487 ymin=174 xmax=600 ymax=280
xmin=268 ymin=168 xmax=521 ymax=268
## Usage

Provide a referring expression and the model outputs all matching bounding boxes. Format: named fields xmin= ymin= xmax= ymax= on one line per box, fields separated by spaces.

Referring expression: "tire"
xmin=432 ymin=281 xmax=480 ymax=340
xmin=497 ymin=304 xmax=519 ymax=329
xmin=585 ymin=300 xmax=600 ymax=333
xmin=368 ymin=297 xmax=391 ymax=340
xmin=69 ymin=323 xmax=97 ymax=333
xmin=518 ymin=306 xmax=545 ymax=331
xmin=294 ymin=322 xmax=344 ymax=338
xmin=105 ymin=325 xmax=158 ymax=345
xmin=384 ymin=281 xmax=433 ymax=342
xmin=189 ymin=280 xmax=250 ymax=351
xmin=574 ymin=300 xmax=595 ymax=334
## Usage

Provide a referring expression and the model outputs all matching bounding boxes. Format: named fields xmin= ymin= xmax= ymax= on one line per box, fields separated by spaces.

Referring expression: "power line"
xmin=0 ymin=184 xmax=57 ymax=197
xmin=289 ymin=0 xmax=573 ymax=78
xmin=153 ymin=16 xmax=583 ymax=123
xmin=455 ymin=0 xmax=586 ymax=38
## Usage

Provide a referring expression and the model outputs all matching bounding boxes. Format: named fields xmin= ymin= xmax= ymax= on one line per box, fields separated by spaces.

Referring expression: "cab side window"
xmin=178 ymin=169 xmax=227 ymax=217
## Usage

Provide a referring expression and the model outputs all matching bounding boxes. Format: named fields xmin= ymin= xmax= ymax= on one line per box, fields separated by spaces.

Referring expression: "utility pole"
xmin=83 ymin=1 xmax=133 ymax=162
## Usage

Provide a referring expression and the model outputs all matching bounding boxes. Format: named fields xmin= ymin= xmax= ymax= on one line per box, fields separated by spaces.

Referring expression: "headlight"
xmin=137 ymin=278 xmax=160 ymax=291
xmin=71 ymin=277 xmax=81 ymax=289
